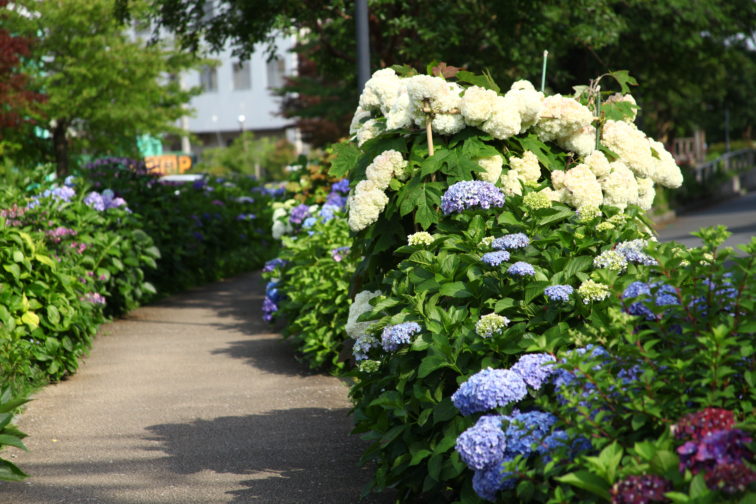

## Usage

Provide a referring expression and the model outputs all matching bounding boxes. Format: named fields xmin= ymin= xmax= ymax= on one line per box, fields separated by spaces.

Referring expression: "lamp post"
xmin=237 ymin=114 xmax=247 ymax=153
xmin=355 ymin=0 xmax=370 ymax=93
xmin=212 ymin=114 xmax=222 ymax=146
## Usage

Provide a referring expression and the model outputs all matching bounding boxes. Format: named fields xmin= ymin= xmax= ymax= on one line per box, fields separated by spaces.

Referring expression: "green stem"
xmin=540 ymin=50 xmax=549 ymax=93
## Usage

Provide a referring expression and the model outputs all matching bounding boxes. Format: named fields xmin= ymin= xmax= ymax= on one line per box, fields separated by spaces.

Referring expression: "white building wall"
xmin=185 ymin=34 xmax=296 ymax=137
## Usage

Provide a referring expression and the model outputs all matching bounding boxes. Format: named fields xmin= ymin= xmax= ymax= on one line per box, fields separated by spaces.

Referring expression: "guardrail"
xmin=693 ymin=148 xmax=756 ymax=183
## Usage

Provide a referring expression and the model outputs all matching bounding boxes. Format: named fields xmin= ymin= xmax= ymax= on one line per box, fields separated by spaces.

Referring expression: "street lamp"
xmin=212 ymin=114 xmax=221 ymax=146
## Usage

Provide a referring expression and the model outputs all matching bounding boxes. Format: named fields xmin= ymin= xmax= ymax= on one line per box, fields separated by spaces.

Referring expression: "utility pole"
xmin=355 ymin=0 xmax=370 ymax=93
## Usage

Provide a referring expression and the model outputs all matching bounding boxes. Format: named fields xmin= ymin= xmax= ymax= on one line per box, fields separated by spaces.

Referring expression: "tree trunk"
xmin=52 ymin=121 xmax=69 ymax=178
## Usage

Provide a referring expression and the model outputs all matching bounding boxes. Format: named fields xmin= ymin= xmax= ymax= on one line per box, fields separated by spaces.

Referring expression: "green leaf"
xmin=0 ymin=434 xmax=27 ymax=451
xmin=650 ymin=450 xmax=678 ymax=474
xmin=439 ymin=281 xmax=472 ymax=298
xmin=21 ymin=312 xmax=39 ymax=329
xmin=3 ymin=264 xmax=21 ymax=280
xmin=605 ymin=70 xmax=638 ymax=94
xmin=329 ymin=141 xmax=360 ymax=178
xmin=556 ymin=471 xmax=611 ymax=500
xmin=418 ymin=355 xmax=449 ymax=378
xmin=12 ymin=250 xmax=24 ymax=262
xmin=34 ymin=254 xmax=56 ymax=267
xmin=432 ymin=399 xmax=458 ymax=425
xmin=46 ymin=305 xmax=61 ymax=326
xmin=456 ymin=70 xmax=500 ymax=93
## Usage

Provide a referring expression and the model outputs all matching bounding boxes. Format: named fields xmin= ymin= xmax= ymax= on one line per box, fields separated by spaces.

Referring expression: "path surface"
xmin=0 ymin=273 xmax=392 ymax=504
xmin=656 ymin=191 xmax=756 ymax=248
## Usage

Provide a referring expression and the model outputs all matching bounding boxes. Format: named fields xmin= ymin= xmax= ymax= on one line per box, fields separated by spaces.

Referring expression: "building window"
xmin=199 ymin=66 xmax=217 ymax=92
xmin=267 ymin=57 xmax=286 ymax=89
xmin=232 ymin=61 xmax=251 ymax=90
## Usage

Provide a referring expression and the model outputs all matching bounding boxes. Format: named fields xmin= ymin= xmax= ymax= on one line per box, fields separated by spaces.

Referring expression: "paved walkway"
xmin=656 ymin=191 xmax=756 ymax=248
xmin=0 ymin=273 xmax=392 ymax=504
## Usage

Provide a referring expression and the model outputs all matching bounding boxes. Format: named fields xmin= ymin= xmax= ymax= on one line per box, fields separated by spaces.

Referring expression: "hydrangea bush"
xmin=323 ymin=65 xmax=753 ymax=503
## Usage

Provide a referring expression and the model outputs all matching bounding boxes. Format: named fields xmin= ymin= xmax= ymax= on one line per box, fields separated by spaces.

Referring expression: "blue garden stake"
xmin=595 ymin=85 xmax=602 ymax=150
xmin=540 ymin=50 xmax=549 ymax=93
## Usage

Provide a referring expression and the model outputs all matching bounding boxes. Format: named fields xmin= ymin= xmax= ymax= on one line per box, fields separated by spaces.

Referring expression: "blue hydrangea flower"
xmin=452 ymin=368 xmax=527 ymax=416
xmin=440 ymin=181 xmax=505 ymax=215
xmin=84 ymin=191 xmax=105 ymax=211
xmin=353 ymin=334 xmax=377 ymax=361
xmin=262 ymin=296 xmax=278 ymax=322
xmin=503 ymin=410 xmax=558 ymax=457
xmin=616 ymin=240 xmax=658 ymax=266
xmin=325 ymin=192 xmax=347 ymax=208
xmin=319 ymin=204 xmax=340 ymax=222
xmin=511 ymin=353 xmax=555 ymax=390
xmin=302 ymin=217 xmax=318 ymax=229
xmin=236 ymin=196 xmax=255 ymax=204
xmin=473 ymin=461 xmax=516 ymax=502
xmin=49 ymin=186 xmax=76 ymax=201
xmin=481 ymin=250 xmax=510 ymax=266
xmin=289 ymin=204 xmax=311 ymax=225
xmin=553 ymin=345 xmax=608 ymax=406
xmin=623 ymin=281 xmax=651 ymax=299
xmin=331 ymin=179 xmax=351 ymax=194
xmin=492 ymin=233 xmax=530 ymax=250
xmin=380 ymin=322 xmax=422 ymax=351
xmin=653 ymin=283 xmax=679 ymax=307
xmin=455 ymin=415 xmax=507 ymax=470
xmin=265 ymin=279 xmax=281 ymax=302
xmin=507 ymin=261 xmax=535 ymax=277
xmin=544 ymin=285 xmax=573 ymax=302
xmin=262 ymin=258 xmax=288 ymax=273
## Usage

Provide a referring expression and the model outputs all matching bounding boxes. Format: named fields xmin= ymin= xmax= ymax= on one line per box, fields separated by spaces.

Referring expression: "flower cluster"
xmin=451 ymin=368 xmax=527 ymax=416
xmin=492 ymin=233 xmax=530 ymax=250
xmin=440 ymin=181 xmax=505 ymax=215
xmin=407 ymin=231 xmax=434 ymax=246
xmin=578 ymin=279 xmax=611 ymax=304
xmin=622 ymin=282 xmax=679 ymax=320
xmin=262 ymin=258 xmax=288 ymax=273
xmin=45 ymin=226 xmax=78 ymax=243
xmin=507 ymin=261 xmax=535 ymax=277
xmin=380 ymin=321 xmax=422 ymax=351
xmin=262 ymin=279 xmax=284 ymax=323
xmin=331 ymin=246 xmax=350 ymax=262
xmin=475 ymin=313 xmax=509 ymax=338
xmin=481 ymin=250 xmax=510 ymax=267
xmin=84 ymin=190 xmax=128 ymax=212
xmin=0 ymin=204 xmax=28 ymax=226
xmin=593 ymin=249 xmax=628 ymax=272
xmin=544 ymin=285 xmax=574 ymax=303
xmin=610 ymin=474 xmax=672 ymax=504
xmin=616 ymin=239 xmax=657 ymax=266
xmin=510 ymin=353 xmax=556 ymax=390
xmin=82 ymin=292 xmax=106 ymax=305
xmin=348 ymin=150 xmax=407 ymax=231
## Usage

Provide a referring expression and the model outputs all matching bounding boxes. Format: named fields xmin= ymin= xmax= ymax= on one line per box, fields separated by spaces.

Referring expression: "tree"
xmin=0 ymin=0 xmax=45 ymax=159
xmin=123 ymin=0 xmax=756 ymax=147
xmin=7 ymin=0 xmax=204 ymax=176
xmin=194 ymin=131 xmax=295 ymax=180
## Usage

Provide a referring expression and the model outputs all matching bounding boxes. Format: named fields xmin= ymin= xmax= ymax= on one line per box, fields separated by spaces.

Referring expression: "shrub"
xmin=0 ymin=387 xmax=28 ymax=481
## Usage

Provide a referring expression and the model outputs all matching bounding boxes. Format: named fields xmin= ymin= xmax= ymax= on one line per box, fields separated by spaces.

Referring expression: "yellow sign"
xmin=145 ymin=154 xmax=192 ymax=175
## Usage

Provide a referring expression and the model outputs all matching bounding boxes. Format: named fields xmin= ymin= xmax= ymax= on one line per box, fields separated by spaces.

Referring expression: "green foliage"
xmin=81 ymin=157 xmax=278 ymax=293
xmin=265 ymin=212 xmax=356 ymax=371
xmin=0 ymin=387 xmax=28 ymax=482
xmin=194 ymin=132 xmax=296 ymax=181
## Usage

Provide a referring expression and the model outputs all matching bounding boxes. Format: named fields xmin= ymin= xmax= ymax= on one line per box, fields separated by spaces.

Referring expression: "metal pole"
xmin=356 ymin=0 xmax=370 ymax=93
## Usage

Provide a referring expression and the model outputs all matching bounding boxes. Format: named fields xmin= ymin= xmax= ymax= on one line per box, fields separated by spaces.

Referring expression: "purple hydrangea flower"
xmin=544 ymin=285 xmax=573 ymax=302
xmin=331 ymin=246 xmax=350 ymax=262
xmin=83 ymin=292 xmax=106 ymax=305
xmin=48 ymin=186 xmax=76 ymax=201
xmin=84 ymin=191 xmax=105 ymax=211
xmin=492 ymin=233 xmax=530 ymax=250
xmin=678 ymin=428 xmax=753 ymax=474
xmin=507 ymin=261 xmax=535 ymax=277
xmin=440 ymin=181 xmax=505 ymax=215
xmin=481 ymin=250 xmax=510 ymax=266
xmin=331 ymin=179 xmax=351 ymax=194
xmin=236 ymin=196 xmax=255 ymax=204
xmin=611 ymin=475 xmax=672 ymax=504
xmin=452 ymin=368 xmax=527 ymax=416
xmin=455 ymin=415 xmax=507 ymax=470
xmin=325 ymin=192 xmax=347 ymax=209
xmin=262 ymin=296 xmax=278 ymax=322
xmin=289 ymin=204 xmax=311 ymax=225
xmin=380 ymin=322 xmax=422 ymax=351
xmin=511 ymin=353 xmax=556 ymax=390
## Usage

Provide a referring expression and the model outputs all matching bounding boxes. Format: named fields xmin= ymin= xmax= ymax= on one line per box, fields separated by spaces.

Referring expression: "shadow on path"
xmin=144 ymin=408 xmax=393 ymax=504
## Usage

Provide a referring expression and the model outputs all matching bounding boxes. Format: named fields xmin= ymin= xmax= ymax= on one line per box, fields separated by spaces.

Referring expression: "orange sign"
xmin=145 ymin=155 xmax=192 ymax=175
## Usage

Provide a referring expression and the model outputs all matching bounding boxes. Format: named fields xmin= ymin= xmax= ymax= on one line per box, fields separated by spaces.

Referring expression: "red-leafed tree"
xmin=0 ymin=0 xmax=44 ymax=144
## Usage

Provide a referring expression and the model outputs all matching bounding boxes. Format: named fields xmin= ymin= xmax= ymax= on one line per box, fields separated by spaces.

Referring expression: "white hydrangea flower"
xmin=475 ymin=313 xmax=510 ymax=338
xmin=349 ymin=106 xmax=372 ymax=135
xmin=540 ymin=187 xmax=567 ymax=203
xmin=346 ymin=290 xmax=382 ymax=339
xmin=480 ymin=95 xmax=521 ymax=140
xmin=365 ymin=149 xmax=407 ymax=190
xmin=476 ymin=155 xmax=504 ymax=183
xmin=504 ymin=80 xmax=544 ymax=133
xmin=406 ymin=74 xmax=461 ymax=116
xmin=347 ymin=182 xmax=390 ymax=231
xmin=271 ymin=220 xmax=290 ymax=239
xmin=500 ymin=169 xmax=523 ymax=196
xmin=356 ymin=119 xmax=384 ymax=147
xmin=558 ymin=124 xmax=596 ymax=157
xmin=550 ymin=169 xmax=566 ymax=190
xmin=359 ymin=68 xmax=402 ymax=112
xmin=635 ymin=176 xmax=656 ymax=210
xmin=509 ymin=150 xmax=541 ymax=183
xmin=460 ymin=85 xmax=498 ymax=124
xmin=385 ymin=87 xmax=414 ymax=130
xmin=431 ymin=112 xmax=466 ymax=136
xmin=605 ymin=93 xmax=638 ymax=121
xmin=563 ymin=163 xmax=603 ymax=208
xmin=577 ymin=279 xmax=611 ymax=303
xmin=584 ymin=150 xmax=611 ymax=178
xmin=648 ymin=139 xmax=684 ymax=188
xmin=601 ymin=120 xmax=655 ymax=179
xmin=523 ymin=191 xmax=552 ymax=210
xmin=407 ymin=231 xmax=434 ymax=246
xmin=535 ymin=94 xmax=594 ymax=142
xmin=593 ymin=250 xmax=628 ymax=272
xmin=600 ymin=161 xmax=639 ymax=210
